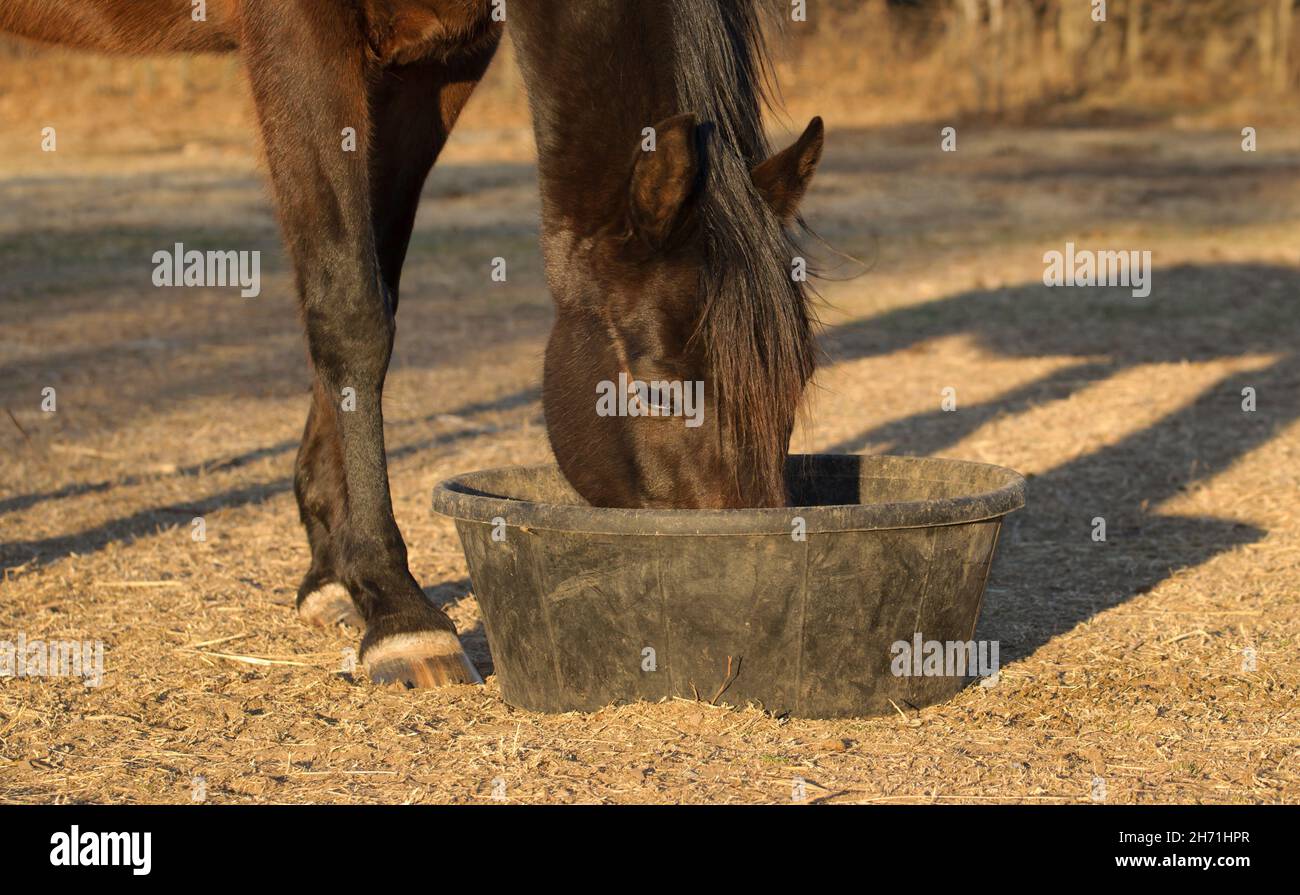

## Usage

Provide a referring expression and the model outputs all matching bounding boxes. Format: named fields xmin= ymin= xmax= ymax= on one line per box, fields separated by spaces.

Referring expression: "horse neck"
xmin=509 ymin=2 xmax=682 ymax=232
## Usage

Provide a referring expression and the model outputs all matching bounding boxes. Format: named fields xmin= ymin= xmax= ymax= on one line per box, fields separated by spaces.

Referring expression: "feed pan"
xmin=433 ymin=454 xmax=1025 ymax=718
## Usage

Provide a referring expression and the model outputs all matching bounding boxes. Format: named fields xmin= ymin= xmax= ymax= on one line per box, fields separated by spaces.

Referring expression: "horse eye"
xmin=626 ymin=358 xmax=689 ymax=382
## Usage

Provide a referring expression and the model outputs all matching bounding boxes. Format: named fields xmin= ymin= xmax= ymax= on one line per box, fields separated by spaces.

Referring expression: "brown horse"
xmin=1 ymin=1 xmax=824 ymax=687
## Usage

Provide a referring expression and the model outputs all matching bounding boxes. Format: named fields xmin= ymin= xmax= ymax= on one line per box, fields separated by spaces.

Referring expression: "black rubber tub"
xmin=432 ymin=454 xmax=1025 ymax=718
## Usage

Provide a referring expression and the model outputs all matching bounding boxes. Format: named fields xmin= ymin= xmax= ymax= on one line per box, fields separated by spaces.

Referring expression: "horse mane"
xmin=669 ymin=0 xmax=817 ymax=506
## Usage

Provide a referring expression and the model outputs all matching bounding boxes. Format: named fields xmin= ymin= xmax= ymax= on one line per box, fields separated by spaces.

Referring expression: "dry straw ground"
xmin=1 ymin=37 xmax=1298 ymax=803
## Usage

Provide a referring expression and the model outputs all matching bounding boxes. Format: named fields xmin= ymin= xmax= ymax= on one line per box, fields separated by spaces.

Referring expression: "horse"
xmin=0 ymin=0 xmax=825 ymax=688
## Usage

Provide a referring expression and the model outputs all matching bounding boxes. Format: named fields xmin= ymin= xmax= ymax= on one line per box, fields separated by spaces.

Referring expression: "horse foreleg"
xmin=242 ymin=4 xmax=483 ymax=686
xmin=295 ymin=42 xmax=499 ymax=635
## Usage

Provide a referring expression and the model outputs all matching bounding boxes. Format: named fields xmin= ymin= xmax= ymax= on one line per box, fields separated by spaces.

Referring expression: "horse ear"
xmin=629 ymin=113 xmax=699 ymax=246
xmin=751 ymin=117 xmax=824 ymax=222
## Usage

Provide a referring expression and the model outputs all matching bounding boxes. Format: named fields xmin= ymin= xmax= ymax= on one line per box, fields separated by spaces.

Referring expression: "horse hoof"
xmin=297 ymin=583 xmax=364 ymax=629
xmin=363 ymin=630 xmax=484 ymax=688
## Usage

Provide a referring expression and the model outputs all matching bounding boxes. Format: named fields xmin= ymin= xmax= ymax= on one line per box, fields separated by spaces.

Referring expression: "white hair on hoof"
xmin=364 ymin=630 xmax=484 ymax=687
xmin=297 ymin=583 xmax=364 ymax=629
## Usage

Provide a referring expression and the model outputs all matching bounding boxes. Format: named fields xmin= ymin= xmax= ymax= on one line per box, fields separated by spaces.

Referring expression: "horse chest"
xmin=360 ymin=0 xmax=497 ymax=65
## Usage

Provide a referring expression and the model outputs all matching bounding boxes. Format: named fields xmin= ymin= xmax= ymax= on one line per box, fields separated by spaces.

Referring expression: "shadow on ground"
xmin=0 ymin=386 xmax=541 ymax=573
xmin=3 ymin=263 xmax=1296 ymax=676
xmin=821 ymin=262 xmax=1298 ymax=663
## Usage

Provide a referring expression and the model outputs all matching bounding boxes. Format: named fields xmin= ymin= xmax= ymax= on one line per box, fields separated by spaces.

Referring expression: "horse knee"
xmin=302 ymin=289 xmax=396 ymax=381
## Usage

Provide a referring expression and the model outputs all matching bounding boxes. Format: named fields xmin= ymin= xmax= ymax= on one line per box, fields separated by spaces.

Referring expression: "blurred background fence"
xmin=784 ymin=0 xmax=1297 ymax=121
xmin=1 ymin=0 xmax=1297 ymax=141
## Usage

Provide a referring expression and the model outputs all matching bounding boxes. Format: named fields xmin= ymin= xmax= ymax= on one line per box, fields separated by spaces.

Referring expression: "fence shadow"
xmin=818 ymin=262 xmax=1299 ymax=664
xmin=0 ymin=386 xmax=541 ymax=573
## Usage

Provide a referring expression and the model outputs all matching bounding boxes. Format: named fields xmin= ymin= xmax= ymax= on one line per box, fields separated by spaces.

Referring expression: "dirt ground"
xmin=1 ymin=75 xmax=1298 ymax=803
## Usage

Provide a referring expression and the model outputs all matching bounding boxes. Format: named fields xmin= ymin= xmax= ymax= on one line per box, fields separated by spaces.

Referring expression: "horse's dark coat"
xmin=2 ymin=0 xmax=823 ymax=686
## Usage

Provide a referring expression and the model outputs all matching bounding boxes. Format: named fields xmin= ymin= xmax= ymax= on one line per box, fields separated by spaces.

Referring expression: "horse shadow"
xmin=818 ymin=262 xmax=1298 ymax=664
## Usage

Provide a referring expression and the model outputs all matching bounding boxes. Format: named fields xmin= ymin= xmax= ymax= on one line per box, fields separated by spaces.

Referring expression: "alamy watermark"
xmin=0 ymin=633 xmax=104 ymax=687
xmin=891 ymin=633 xmax=999 ymax=679
xmin=596 ymin=372 xmax=704 ymax=428
xmin=152 ymin=242 xmax=261 ymax=298
xmin=1043 ymin=242 xmax=1152 ymax=298
xmin=49 ymin=826 xmax=150 ymax=876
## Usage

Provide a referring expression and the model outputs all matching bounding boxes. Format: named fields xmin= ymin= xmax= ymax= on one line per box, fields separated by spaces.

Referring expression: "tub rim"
xmin=432 ymin=453 xmax=1026 ymax=537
